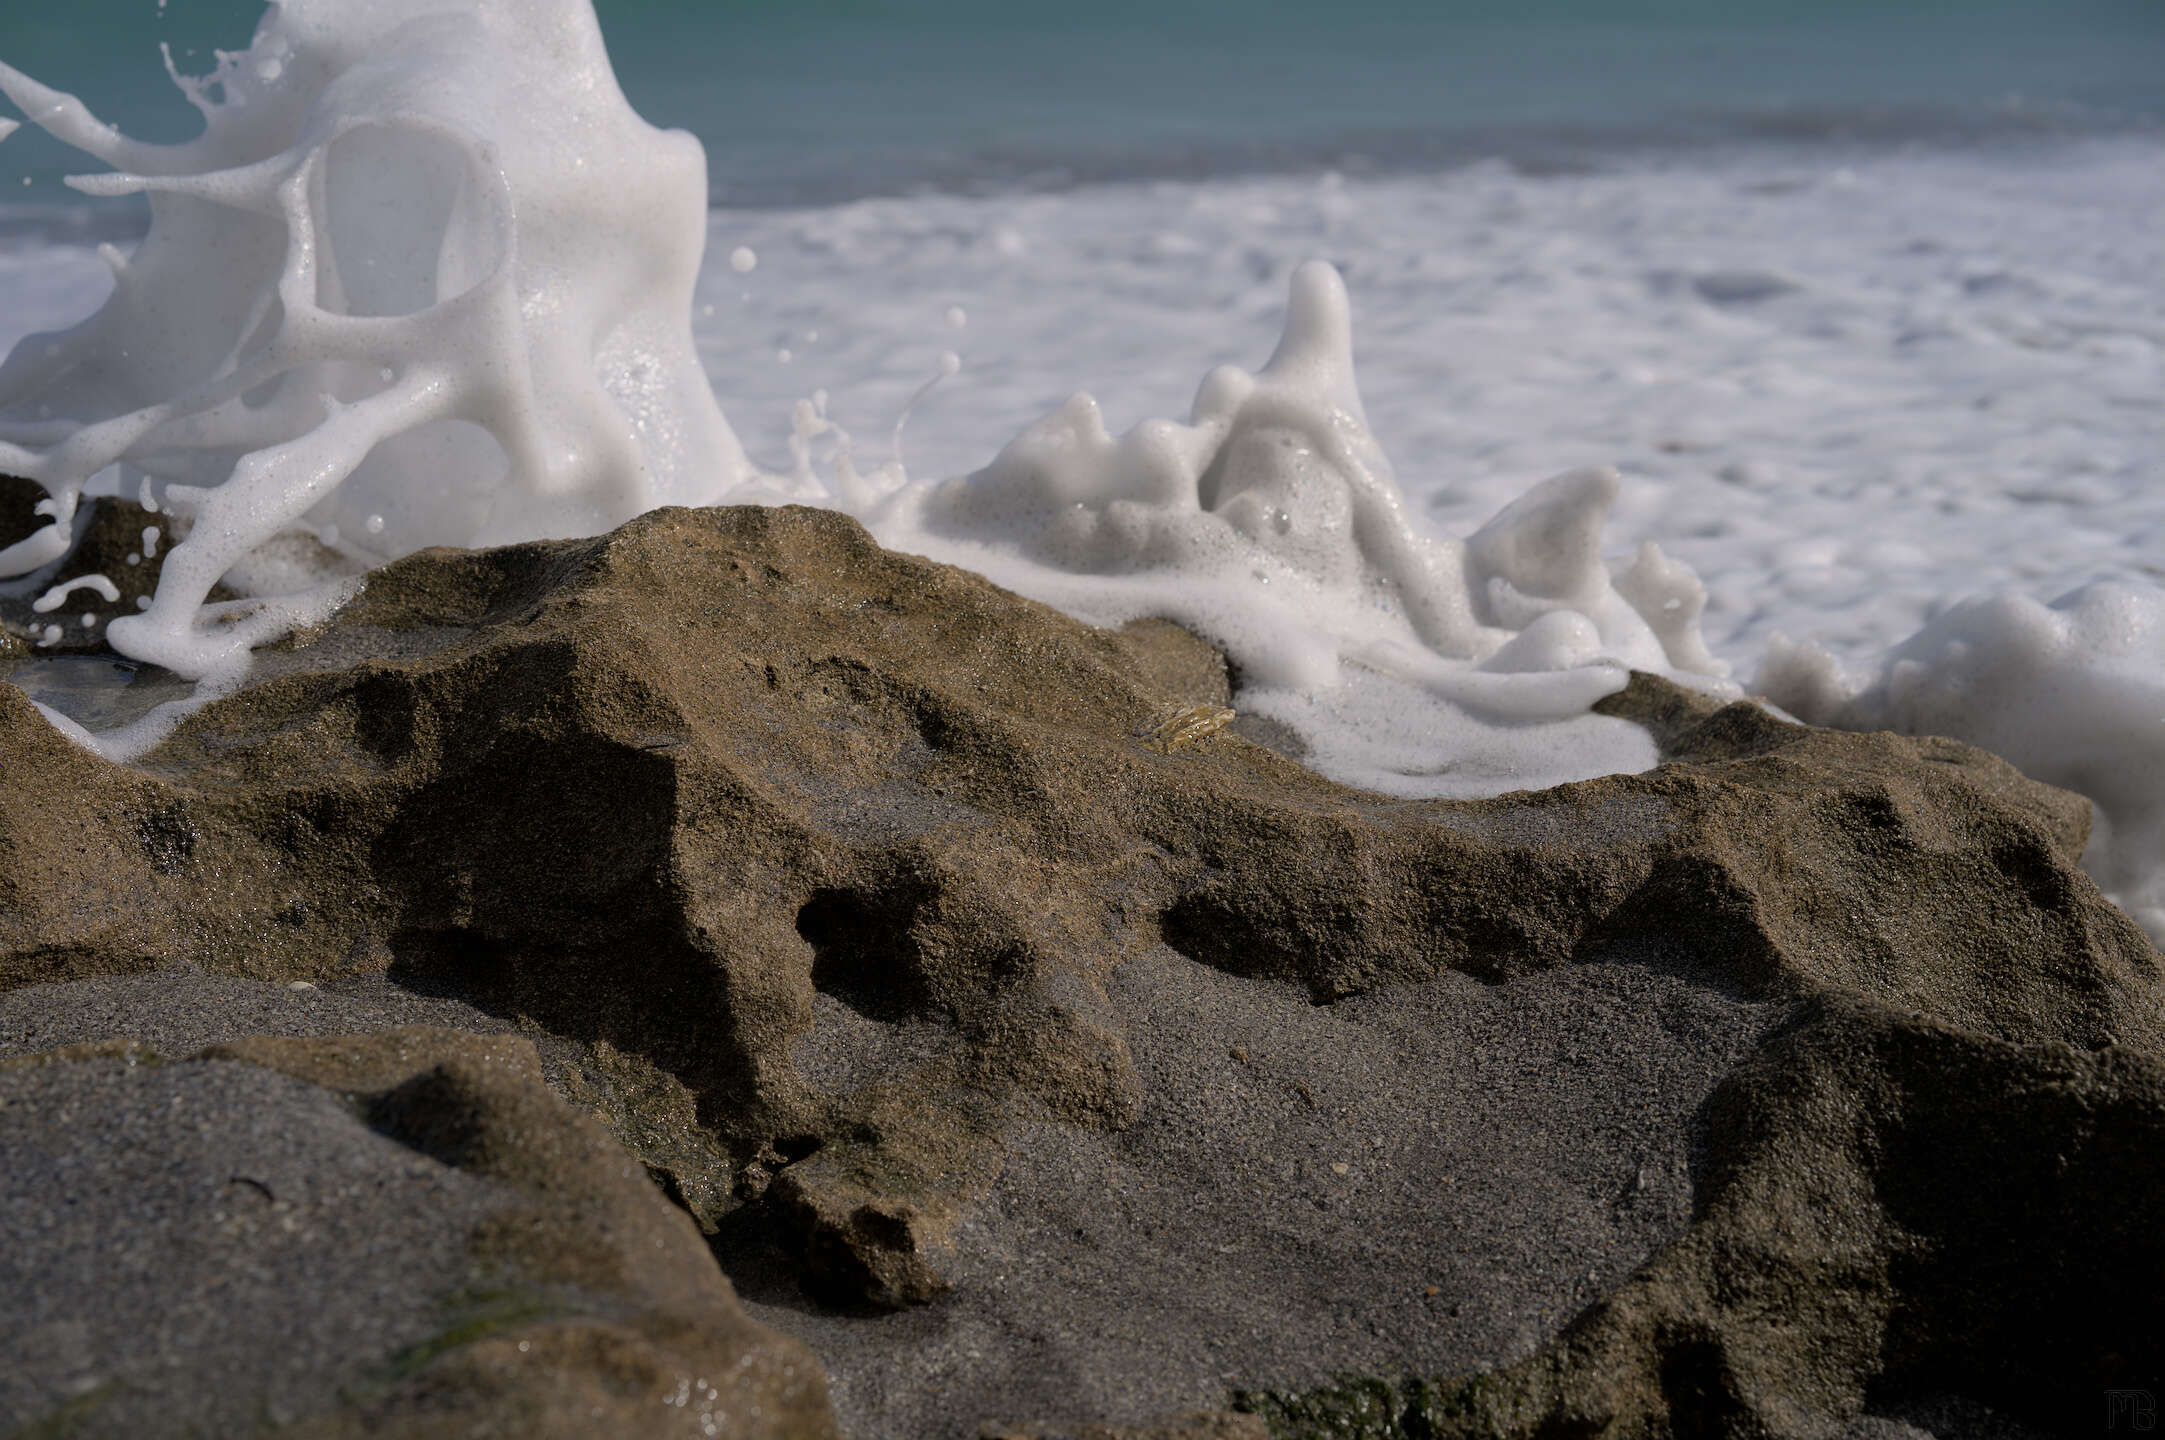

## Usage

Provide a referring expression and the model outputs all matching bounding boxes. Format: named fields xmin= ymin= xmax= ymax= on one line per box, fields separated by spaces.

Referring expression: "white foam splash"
xmin=19 ymin=0 xmax=2146 ymax=933
xmin=0 ymin=0 xmax=1738 ymax=792
xmin=0 ymin=0 xmax=749 ymax=681
xmin=32 ymin=572 xmax=118 ymax=612
xmin=872 ymin=261 xmax=1732 ymax=795
xmin=1764 ymin=583 xmax=2165 ymax=945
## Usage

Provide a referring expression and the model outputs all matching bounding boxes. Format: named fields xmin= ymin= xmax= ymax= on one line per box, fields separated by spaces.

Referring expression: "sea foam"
xmin=0 ymin=0 xmax=1733 ymax=795
xmin=1 ymin=0 xmax=2160 ymax=943
xmin=0 ymin=0 xmax=746 ymax=685
xmin=1765 ymin=584 xmax=2165 ymax=943
xmin=870 ymin=260 xmax=1731 ymax=796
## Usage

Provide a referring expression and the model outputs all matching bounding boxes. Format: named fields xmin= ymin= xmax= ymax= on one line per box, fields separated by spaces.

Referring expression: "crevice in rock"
xmin=797 ymin=887 xmax=930 ymax=1024
xmin=7 ymin=505 xmax=2158 ymax=1436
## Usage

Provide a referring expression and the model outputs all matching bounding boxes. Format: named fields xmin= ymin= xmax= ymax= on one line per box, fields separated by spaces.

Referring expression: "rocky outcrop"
xmin=3 ymin=501 xmax=2159 ymax=1436
xmin=1239 ymin=994 xmax=2165 ymax=1436
xmin=0 ymin=1027 xmax=836 ymax=1438
xmin=985 ymin=1416 xmax=1271 ymax=1440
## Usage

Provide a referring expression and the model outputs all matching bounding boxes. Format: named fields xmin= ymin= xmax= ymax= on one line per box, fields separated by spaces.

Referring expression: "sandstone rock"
xmin=984 ymin=1412 xmax=1271 ymax=1440
xmin=0 ymin=962 xmax=744 ymax=1236
xmin=4 ymin=501 xmax=2151 ymax=1074
xmin=5 ymin=943 xmax=1777 ymax=1437
xmin=0 ymin=1026 xmax=836 ymax=1438
xmin=1239 ymin=994 xmax=2165 ymax=1436
xmin=738 ymin=950 xmax=1770 ymax=1436
xmin=3 ymin=501 xmax=2159 ymax=1434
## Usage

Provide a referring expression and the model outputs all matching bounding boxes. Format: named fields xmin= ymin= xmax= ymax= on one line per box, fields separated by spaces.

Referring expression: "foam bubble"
xmin=32 ymin=572 xmax=120 ymax=612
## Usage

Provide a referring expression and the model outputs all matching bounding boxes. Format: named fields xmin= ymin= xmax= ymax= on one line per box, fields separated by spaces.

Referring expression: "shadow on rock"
xmin=3 ymin=503 xmax=2160 ymax=1432
xmin=1238 ymin=994 xmax=2164 ymax=1436
xmin=0 ymin=1027 xmax=836 ymax=1438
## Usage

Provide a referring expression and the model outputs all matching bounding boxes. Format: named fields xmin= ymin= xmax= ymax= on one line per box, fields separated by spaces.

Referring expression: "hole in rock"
xmin=1657 ymin=1331 xmax=1751 ymax=1433
xmin=796 ymin=889 xmax=929 ymax=1024
xmin=1158 ymin=889 xmax=1336 ymax=1001
xmin=772 ymin=1133 xmax=823 ymax=1166
xmin=377 ymin=927 xmax=744 ymax=1124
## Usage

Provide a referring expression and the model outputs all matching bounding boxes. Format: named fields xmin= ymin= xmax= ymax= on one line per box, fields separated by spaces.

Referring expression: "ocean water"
xmin=688 ymin=142 xmax=2162 ymax=667
xmin=2 ymin=0 xmax=2161 ymax=208
xmin=3 ymin=1 xmax=2156 ymax=661
xmin=2 ymin=1 xmax=2161 ymax=930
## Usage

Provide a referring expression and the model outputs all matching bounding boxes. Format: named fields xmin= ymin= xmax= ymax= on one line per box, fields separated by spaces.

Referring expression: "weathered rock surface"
xmin=1242 ymin=994 xmax=2165 ymax=1437
xmin=729 ymin=949 xmax=1773 ymax=1435
xmin=2 ymin=501 xmax=2159 ymax=1436
xmin=1 ymin=948 xmax=1775 ymax=1436
xmin=0 ymin=1026 xmax=836 ymax=1438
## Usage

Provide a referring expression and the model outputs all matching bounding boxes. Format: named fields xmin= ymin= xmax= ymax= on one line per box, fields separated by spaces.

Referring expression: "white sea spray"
xmin=1 ymin=2 xmax=2160 ymax=942
xmin=0 ymin=0 xmax=1734 ymax=790
xmin=0 ymin=0 xmax=748 ymax=689
xmin=869 ymin=261 xmax=1733 ymax=795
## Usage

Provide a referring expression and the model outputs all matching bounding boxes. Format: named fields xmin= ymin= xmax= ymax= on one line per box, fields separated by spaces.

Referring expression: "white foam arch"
xmin=0 ymin=0 xmax=749 ymax=679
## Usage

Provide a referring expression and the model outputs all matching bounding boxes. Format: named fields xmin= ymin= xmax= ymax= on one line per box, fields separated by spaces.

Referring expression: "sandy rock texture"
xmin=2 ymin=500 xmax=2159 ymax=1436
xmin=1242 ymin=994 xmax=2165 ymax=1436
xmin=0 ymin=1027 xmax=835 ymax=1438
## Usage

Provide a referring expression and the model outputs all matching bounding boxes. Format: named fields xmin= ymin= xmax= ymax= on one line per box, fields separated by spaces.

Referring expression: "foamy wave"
xmin=2 ymin=2 xmax=2160 ymax=935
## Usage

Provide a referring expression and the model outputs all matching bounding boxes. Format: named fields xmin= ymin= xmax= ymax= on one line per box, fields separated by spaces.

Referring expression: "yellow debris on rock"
xmin=1143 ymin=703 xmax=1237 ymax=754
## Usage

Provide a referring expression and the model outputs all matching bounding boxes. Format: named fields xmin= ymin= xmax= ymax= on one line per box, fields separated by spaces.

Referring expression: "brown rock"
xmin=0 ymin=1026 xmax=836 ymax=1438
xmin=3 ymin=501 xmax=2160 ymax=1432
xmin=1241 ymin=993 xmax=2165 ymax=1435
xmin=3 ymin=509 xmax=2158 ymax=1275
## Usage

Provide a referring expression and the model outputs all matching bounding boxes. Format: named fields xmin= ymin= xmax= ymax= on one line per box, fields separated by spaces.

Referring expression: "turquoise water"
xmin=2 ymin=0 xmax=2160 ymax=207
